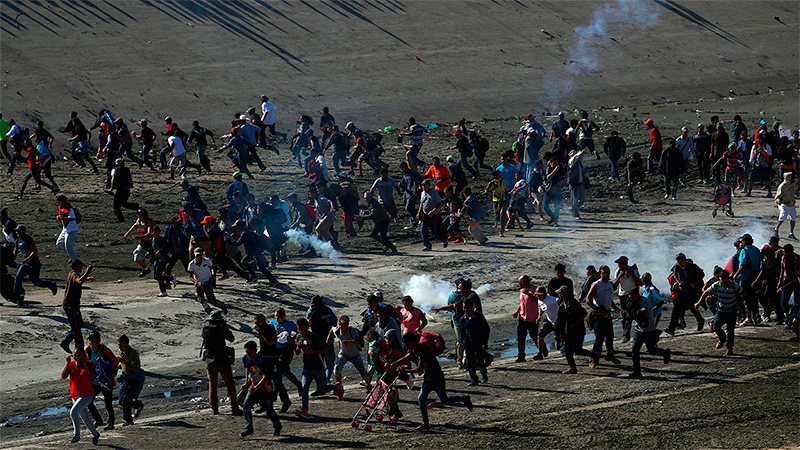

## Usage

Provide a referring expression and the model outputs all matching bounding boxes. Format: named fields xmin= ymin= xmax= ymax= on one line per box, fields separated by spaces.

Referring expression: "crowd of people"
xmin=1 ymin=102 xmax=799 ymax=444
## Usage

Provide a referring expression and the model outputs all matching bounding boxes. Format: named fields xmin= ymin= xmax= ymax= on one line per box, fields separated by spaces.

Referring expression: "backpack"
xmin=94 ymin=345 xmax=116 ymax=390
xmin=364 ymin=132 xmax=384 ymax=156
xmin=568 ymin=160 xmax=583 ymax=185
xmin=419 ymin=332 xmax=446 ymax=356
xmin=73 ymin=207 xmax=83 ymax=224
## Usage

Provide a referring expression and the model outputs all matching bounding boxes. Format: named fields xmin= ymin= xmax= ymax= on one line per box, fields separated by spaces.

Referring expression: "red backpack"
xmin=418 ymin=332 xmax=446 ymax=356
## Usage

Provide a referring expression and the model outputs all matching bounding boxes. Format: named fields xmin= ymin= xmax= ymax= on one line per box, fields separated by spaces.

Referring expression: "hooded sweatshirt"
xmin=775 ymin=172 xmax=798 ymax=207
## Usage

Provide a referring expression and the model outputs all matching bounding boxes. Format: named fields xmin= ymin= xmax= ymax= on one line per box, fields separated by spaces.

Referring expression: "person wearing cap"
xmin=61 ymin=259 xmax=94 ymax=353
xmin=226 ymin=171 xmax=250 ymax=209
xmin=774 ymin=170 xmax=798 ymax=239
xmin=13 ymin=224 xmax=58 ymax=299
xmin=675 ymin=126 xmax=695 ymax=184
xmin=445 ymin=155 xmax=469 ymax=196
xmin=613 ymin=256 xmax=641 ymax=342
xmin=554 ymin=285 xmax=594 ymax=374
xmin=55 ymin=194 xmax=80 ymax=262
xmin=400 ymin=117 xmax=427 ymax=171
xmin=697 ymin=269 xmax=744 ymax=356
xmin=131 ymin=118 xmax=156 ymax=169
xmin=200 ymin=311 xmax=242 ymax=416
xmin=644 ymin=118 xmax=662 ymax=174
xmin=188 ymin=247 xmax=226 ymax=314
xmin=259 ymin=95 xmax=277 ymax=136
xmin=692 ymin=123 xmax=711 ymax=184
xmin=108 ymin=157 xmax=139 ymax=222
xmin=363 ymin=190 xmax=398 ymax=254
xmin=371 ymin=167 xmax=402 ymax=221
xmin=324 ymin=125 xmax=349 ymax=174
xmin=84 ymin=331 xmax=119 ymax=431
xmin=219 ymin=127 xmax=255 ymax=179
xmin=603 ymin=130 xmax=626 ymax=181
xmin=531 ymin=285 xmax=559 ymax=362
xmin=123 ymin=208 xmax=155 ymax=277
xmin=665 ymin=253 xmax=706 ymax=335
xmin=551 ymin=112 xmax=569 ymax=142
xmin=660 ymin=138 xmax=685 ymax=200
xmin=747 ymin=129 xmax=775 ymax=198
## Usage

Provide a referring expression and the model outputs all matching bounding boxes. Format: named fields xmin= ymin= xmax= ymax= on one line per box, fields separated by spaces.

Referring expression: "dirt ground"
xmin=1 ymin=1 xmax=800 ymax=449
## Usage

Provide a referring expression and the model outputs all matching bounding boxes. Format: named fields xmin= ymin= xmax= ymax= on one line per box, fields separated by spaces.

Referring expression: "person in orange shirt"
xmin=424 ymin=157 xmax=451 ymax=193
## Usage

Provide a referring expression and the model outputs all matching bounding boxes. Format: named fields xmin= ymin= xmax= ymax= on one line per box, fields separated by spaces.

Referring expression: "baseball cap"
xmin=137 ymin=208 xmax=148 ymax=216
xmin=681 ymin=126 xmax=689 ymax=132
xmin=446 ymin=155 xmax=455 ymax=162
xmin=675 ymin=252 xmax=687 ymax=260
xmin=164 ymin=116 xmax=172 ymax=122
xmin=200 ymin=215 xmax=214 ymax=224
xmin=374 ymin=291 xmax=384 ymax=299
xmin=643 ymin=119 xmax=654 ymax=125
xmin=525 ymin=113 xmax=533 ymax=120
xmin=614 ymin=256 xmax=629 ymax=264
xmin=345 ymin=122 xmax=354 ymax=129
xmin=138 ymin=118 xmax=148 ymax=126
xmin=194 ymin=247 xmax=204 ymax=255
xmin=15 ymin=224 xmax=26 ymax=232
xmin=259 ymin=94 xmax=268 ymax=100
xmin=205 ymin=310 xmax=225 ymax=322
xmin=534 ymin=286 xmax=547 ymax=295
xmin=558 ymin=111 xmax=566 ymax=117
xmin=233 ymin=171 xmax=244 ymax=178
xmin=115 ymin=158 xmax=124 ymax=166
xmin=555 ymin=285 xmax=571 ymax=295
xmin=338 ymin=171 xmax=348 ymax=178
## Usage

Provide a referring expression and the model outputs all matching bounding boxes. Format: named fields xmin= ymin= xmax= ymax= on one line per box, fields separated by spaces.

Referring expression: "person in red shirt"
xmin=17 ymin=137 xmax=57 ymax=199
xmin=644 ymin=119 xmax=663 ymax=174
xmin=61 ymin=349 xmax=100 ymax=445
xmin=424 ymin=157 xmax=451 ymax=193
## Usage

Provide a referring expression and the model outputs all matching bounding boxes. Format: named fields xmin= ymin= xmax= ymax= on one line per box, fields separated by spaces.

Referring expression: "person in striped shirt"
xmin=712 ymin=143 xmax=742 ymax=195
xmin=696 ymin=269 xmax=745 ymax=355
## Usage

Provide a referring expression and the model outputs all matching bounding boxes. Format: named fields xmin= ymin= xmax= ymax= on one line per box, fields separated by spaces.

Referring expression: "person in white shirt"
xmin=187 ymin=248 xmax=226 ymax=314
xmin=167 ymin=129 xmax=187 ymax=180
xmin=533 ymin=286 xmax=559 ymax=360
xmin=260 ymin=95 xmax=277 ymax=135
xmin=586 ymin=265 xmax=622 ymax=367
xmin=676 ymin=127 xmax=695 ymax=183
xmin=56 ymin=195 xmax=80 ymax=262
xmin=613 ymin=255 xmax=642 ymax=342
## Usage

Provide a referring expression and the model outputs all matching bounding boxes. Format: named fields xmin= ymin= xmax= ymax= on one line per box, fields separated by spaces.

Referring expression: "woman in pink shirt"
xmin=61 ymin=349 xmax=100 ymax=445
xmin=512 ymin=275 xmax=540 ymax=362
xmin=397 ymin=295 xmax=428 ymax=335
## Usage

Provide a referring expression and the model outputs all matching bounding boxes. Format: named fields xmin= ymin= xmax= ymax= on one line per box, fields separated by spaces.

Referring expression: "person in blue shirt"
xmin=226 ymin=172 xmax=250 ymax=207
xmin=238 ymin=116 xmax=266 ymax=172
xmin=219 ymin=129 xmax=254 ymax=179
xmin=734 ymin=233 xmax=762 ymax=324
xmin=495 ymin=151 xmax=517 ymax=193
xmin=268 ymin=308 xmax=302 ymax=411
xmin=227 ymin=220 xmax=279 ymax=286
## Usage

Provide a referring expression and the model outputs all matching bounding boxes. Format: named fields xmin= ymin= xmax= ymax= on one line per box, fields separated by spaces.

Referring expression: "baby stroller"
xmin=712 ymin=184 xmax=734 ymax=217
xmin=351 ymin=374 xmax=400 ymax=431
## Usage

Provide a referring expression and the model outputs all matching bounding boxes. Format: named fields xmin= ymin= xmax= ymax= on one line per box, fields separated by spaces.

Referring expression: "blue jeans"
xmin=332 ymin=151 xmax=349 ymax=174
xmin=713 ymin=310 xmax=737 ymax=350
xmin=14 ymin=260 xmax=55 ymax=296
xmin=543 ymin=189 xmax=562 ymax=224
xmin=781 ymin=282 xmax=799 ymax=318
xmin=580 ymin=139 xmax=596 ymax=155
xmin=610 ymin=158 xmax=620 ymax=179
xmin=243 ymin=390 xmax=280 ymax=431
xmin=458 ymin=153 xmax=478 ymax=177
xmin=418 ymin=379 xmax=469 ymax=424
xmin=70 ymin=397 xmax=98 ymax=438
xmin=300 ymin=368 xmax=336 ymax=411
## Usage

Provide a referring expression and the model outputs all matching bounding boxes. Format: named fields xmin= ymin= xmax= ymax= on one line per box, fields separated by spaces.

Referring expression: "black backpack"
xmin=364 ymin=132 xmax=384 ymax=156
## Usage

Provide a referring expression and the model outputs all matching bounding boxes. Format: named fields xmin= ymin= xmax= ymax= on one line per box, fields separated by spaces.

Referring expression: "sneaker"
xmin=272 ymin=423 xmax=282 ymax=437
xmin=672 ymin=194 xmax=677 ymax=200
xmin=416 ymin=423 xmax=431 ymax=431
xmin=628 ymin=372 xmax=643 ymax=379
xmin=663 ymin=328 xmax=675 ymax=336
xmin=103 ymin=424 xmax=114 ymax=431
xmin=294 ymin=408 xmax=310 ymax=419
xmin=464 ymin=395 xmax=473 ymax=412
xmin=763 ymin=316 xmax=771 ymax=323
xmin=240 ymin=428 xmax=254 ymax=437
xmin=138 ymin=268 xmax=151 ymax=278
xmin=541 ymin=346 xmax=549 ymax=358
xmin=481 ymin=376 xmax=488 ymax=383
xmin=279 ymin=401 xmax=292 ymax=413
xmin=621 ymin=336 xmax=630 ymax=343
xmin=220 ymin=274 xmax=230 ymax=281
xmin=663 ymin=348 xmax=672 ymax=364
xmin=310 ymin=390 xmax=326 ymax=397
xmin=70 ymin=436 xmax=80 ymax=444
xmin=170 ymin=275 xmax=178 ymax=288
xmin=335 ymin=383 xmax=344 ymax=400
xmin=134 ymin=404 xmax=144 ymax=418
xmin=93 ymin=420 xmax=104 ymax=429
xmin=754 ymin=315 xmax=763 ymax=324
xmin=562 ymin=368 xmax=578 ymax=374
xmin=231 ymin=408 xmax=244 ymax=417
xmin=532 ymin=353 xmax=543 ymax=360
xmin=696 ymin=318 xmax=705 ymax=331
xmin=421 ymin=247 xmax=432 ymax=252
xmin=790 ymin=233 xmax=797 ymax=240
xmin=467 ymin=381 xmax=479 ymax=386
xmin=158 ymin=292 xmax=168 ymax=297
xmin=664 ymin=194 xmax=669 ymax=199
xmin=515 ymin=356 xmax=526 ymax=363
xmin=442 ymin=240 xmax=448 ymax=248
xmin=122 ymin=420 xmax=134 ymax=426
xmin=92 ymin=434 xmax=100 ymax=445
xmin=605 ymin=355 xmax=621 ymax=365
xmin=453 ymin=238 xmax=464 ymax=244
xmin=403 ymin=226 xmax=414 ymax=231
xmin=50 ymin=284 xmax=58 ymax=296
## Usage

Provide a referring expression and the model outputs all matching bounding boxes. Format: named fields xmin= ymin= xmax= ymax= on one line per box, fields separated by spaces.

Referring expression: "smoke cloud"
xmin=285 ymin=228 xmax=342 ymax=260
xmin=399 ymin=274 xmax=494 ymax=313
xmin=539 ymin=0 xmax=660 ymax=109
xmin=571 ymin=222 xmax=772 ymax=292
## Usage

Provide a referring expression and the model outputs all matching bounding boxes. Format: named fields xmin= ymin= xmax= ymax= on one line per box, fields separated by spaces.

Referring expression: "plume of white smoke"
xmin=571 ymin=222 xmax=772 ymax=291
xmin=285 ymin=228 xmax=342 ymax=260
xmin=399 ymin=274 xmax=494 ymax=313
xmin=540 ymin=0 xmax=660 ymax=109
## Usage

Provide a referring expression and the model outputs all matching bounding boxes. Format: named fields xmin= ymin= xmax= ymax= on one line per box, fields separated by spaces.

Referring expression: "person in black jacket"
xmin=660 ymin=138 xmax=685 ymax=200
xmin=603 ymin=131 xmax=626 ymax=181
xmin=107 ymin=159 xmax=139 ymax=222
xmin=555 ymin=285 xmax=597 ymax=373
xmin=459 ymin=299 xmax=490 ymax=385
xmin=202 ymin=310 xmax=243 ymax=416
